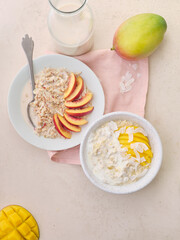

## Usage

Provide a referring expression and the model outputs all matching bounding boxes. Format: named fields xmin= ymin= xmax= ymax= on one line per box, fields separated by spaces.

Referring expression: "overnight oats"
xmin=87 ymin=120 xmax=153 ymax=185
xmin=21 ymin=68 xmax=94 ymax=139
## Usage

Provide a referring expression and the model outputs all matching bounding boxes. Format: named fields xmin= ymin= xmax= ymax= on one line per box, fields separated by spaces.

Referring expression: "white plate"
xmin=8 ymin=54 xmax=105 ymax=151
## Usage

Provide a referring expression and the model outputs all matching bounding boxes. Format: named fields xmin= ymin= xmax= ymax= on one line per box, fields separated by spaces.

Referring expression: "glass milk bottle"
xmin=48 ymin=0 xmax=94 ymax=56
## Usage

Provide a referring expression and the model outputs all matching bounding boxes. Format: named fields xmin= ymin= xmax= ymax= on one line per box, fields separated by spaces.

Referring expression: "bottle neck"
xmin=49 ymin=0 xmax=87 ymax=16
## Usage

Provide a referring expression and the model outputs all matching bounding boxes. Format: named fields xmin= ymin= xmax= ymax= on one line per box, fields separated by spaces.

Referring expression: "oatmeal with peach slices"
xmin=29 ymin=68 xmax=94 ymax=139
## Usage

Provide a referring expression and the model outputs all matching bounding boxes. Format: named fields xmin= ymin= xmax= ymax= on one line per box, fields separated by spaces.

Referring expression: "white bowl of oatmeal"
xmin=80 ymin=112 xmax=162 ymax=194
xmin=8 ymin=54 xmax=105 ymax=150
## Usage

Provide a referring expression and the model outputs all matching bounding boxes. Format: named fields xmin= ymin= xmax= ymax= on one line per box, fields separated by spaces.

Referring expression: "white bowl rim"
xmin=80 ymin=111 xmax=163 ymax=194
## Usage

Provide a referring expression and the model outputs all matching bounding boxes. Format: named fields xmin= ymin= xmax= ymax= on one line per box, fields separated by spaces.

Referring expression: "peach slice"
xmin=53 ymin=114 xmax=71 ymax=139
xmin=66 ymin=76 xmax=84 ymax=101
xmin=64 ymin=113 xmax=88 ymax=126
xmin=57 ymin=114 xmax=81 ymax=132
xmin=65 ymin=92 xmax=93 ymax=109
xmin=64 ymin=73 xmax=76 ymax=99
xmin=65 ymin=106 xmax=94 ymax=117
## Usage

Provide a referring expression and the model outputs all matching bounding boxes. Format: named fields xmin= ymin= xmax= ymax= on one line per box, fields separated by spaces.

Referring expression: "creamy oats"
xmin=87 ymin=120 xmax=153 ymax=185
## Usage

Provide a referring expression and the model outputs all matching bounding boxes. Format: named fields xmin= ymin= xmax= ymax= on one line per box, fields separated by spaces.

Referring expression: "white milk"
xmin=48 ymin=2 xmax=94 ymax=55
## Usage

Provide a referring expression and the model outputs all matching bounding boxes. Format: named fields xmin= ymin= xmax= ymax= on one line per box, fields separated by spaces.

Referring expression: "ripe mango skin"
xmin=113 ymin=13 xmax=167 ymax=60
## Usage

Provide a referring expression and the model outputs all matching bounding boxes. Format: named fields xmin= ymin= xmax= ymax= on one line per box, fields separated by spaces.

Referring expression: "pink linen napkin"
xmin=48 ymin=49 xmax=148 ymax=164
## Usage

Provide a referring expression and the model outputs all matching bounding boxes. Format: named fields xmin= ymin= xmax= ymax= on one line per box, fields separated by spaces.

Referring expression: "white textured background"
xmin=0 ymin=0 xmax=180 ymax=239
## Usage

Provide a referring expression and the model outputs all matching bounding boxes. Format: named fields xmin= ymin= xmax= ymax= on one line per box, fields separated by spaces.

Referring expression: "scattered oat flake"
xmin=134 ymin=127 xmax=148 ymax=136
xmin=122 ymin=85 xmax=132 ymax=93
xmin=137 ymin=73 xmax=141 ymax=78
xmin=119 ymin=82 xmax=126 ymax=92
xmin=140 ymin=157 xmax=146 ymax=163
xmin=119 ymin=126 xmax=126 ymax=134
xmin=126 ymin=127 xmax=134 ymax=142
xmin=125 ymin=78 xmax=135 ymax=87
xmin=119 ymin=71 xmax=135 ymax=94
xmin=121 ymin=76 xmax=125 ymax=82
xmin=125 ymin=71 xmax=132 ymax=80
xmin=134 ymin=149 xmax=141 ymax=162
xmin=132 ymin=63 xmax=138 ymax=71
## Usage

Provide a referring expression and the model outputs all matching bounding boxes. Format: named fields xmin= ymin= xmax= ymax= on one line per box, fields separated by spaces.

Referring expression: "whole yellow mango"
xmin=112 ymin=13 xmax=167 ymax=60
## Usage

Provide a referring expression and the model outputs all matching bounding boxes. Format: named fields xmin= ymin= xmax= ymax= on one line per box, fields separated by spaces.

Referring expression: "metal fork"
xmin=22 ymin=34 xmax=36 ymax=128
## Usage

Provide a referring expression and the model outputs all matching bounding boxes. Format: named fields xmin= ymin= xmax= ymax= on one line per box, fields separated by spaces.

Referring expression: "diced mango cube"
xmin=26 ymin=231 xmax=38 ymax=240
xmin=8 ymin=212 xmax=22 ymax=227
xmin=0 ymin=219 xmax=14 ymax=233
xmin=5 ymin=230 xmax=23 ymax=240
xmin=18 ymin=222 xmax=31 ymax=236
xmin=3 ymin=206 xmax=14 ymax=216
xmin=25 ymin=216 xmax=36 ymax=228
xmin=18 ymin=208 xmax=31 ymax=221
xmin=0 ymin=210 xmax=6 ymax=221
xmin=32 ymin=225 xmax=39 ymax=237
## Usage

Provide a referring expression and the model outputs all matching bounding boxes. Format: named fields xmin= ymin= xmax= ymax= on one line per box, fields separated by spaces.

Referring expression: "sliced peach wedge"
xmin=66 ymin=76 xmax=84 ymax=101
xmin=65 ymin=106 xmax=94 ymax=117
xmin=53 ymin=113 xmax=71 ymax=139
xmin=57 ymin=114 xmax=81 ymax=132
xmin=64 ymin=73 xmax=76 ymax=99
xmin=64 ymin=113 xmax=88 ymax=126
xmin=65 ymin=92 xmax=93 ymax=109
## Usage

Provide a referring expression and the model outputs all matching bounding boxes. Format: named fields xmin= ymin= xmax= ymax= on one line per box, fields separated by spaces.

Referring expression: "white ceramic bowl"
xmin=80 ymin=112 xmax=163 ymax=194
xmin=8 ymin=54 xmax=104 ymax=150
